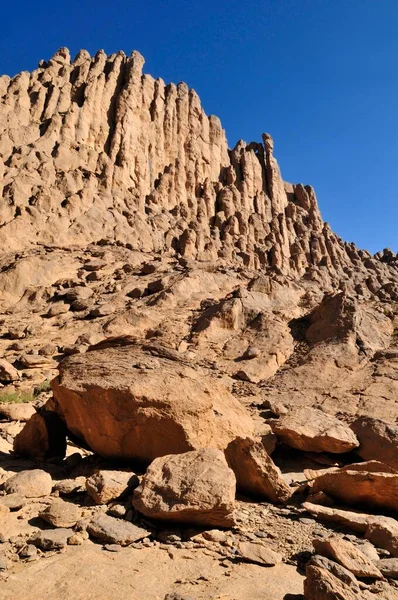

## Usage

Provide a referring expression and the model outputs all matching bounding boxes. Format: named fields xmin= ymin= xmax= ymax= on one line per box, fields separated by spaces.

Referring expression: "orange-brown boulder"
xmin=312 ymin=469 xmax=398 ymax=513
xmin=351 ymin=416 xmax=398 ymax=471
xmin=133 ymin=449 xmax=236 ymax=527
xmin=224 ymin=436 xmax=292 ymax=503
xmin=50 ymin=345 xmax=255 ymax=463
xmin=271 ymin=407 xmax=359 ymax=453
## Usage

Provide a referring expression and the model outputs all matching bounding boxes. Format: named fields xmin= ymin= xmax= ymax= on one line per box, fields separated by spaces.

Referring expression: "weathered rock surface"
xmin=86 ymin=470 xmax=139 ymax=504
xmin=312 ymin=469 xmax=398 ymax=513
xmin=133 ymin=449 xmax=236 ymax=527
xmin=2 ymin=469 xmax=52 ymax=497
xmin=351 ymin=417 xmax=398 ymax=471
xmin=0 ymin=402 xmax=35 ymax=422
xmin=51 ymin=345 xmax=255 ymax=462
xmin=308 ymin=555 xmax=361 ymax=592
xmin=238 ymin=541 xmax=282 ymax=566
xmin=304 ymin=564 xmax=359 ymax=600
xmin=224 ymin=436 xmax=291 ymax=503
xmin=0 ymin=360 xmax=19 ymax=383
xmin=39 ymin=498 xmax=81 ymax=528
xmin=313 ymin=536 xmax=382 ymax=578
xmin=376 ymin=558 xmax=398 ymax=578
xmin=87 ymin=513 xmax=150 ymax=546
xmin=271 ymin=407 xmax=359 ymax=453
xmin=303 ymin=502 xmax=398 ymax=557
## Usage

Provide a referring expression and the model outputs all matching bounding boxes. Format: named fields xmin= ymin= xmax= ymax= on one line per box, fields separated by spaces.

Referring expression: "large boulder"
xmin=50 ymin=344 xmax=255 ymax=463
xmin=271 ymin=407 xmax=359 ymax=453
xmin=132 ymin=449 xmax=236 ymax=527
xmin=224 ymin=436 xmax=292 ymax=503
xmin=351 ymin=416 xmax=398 ymax=470
xmin=312 ymin=468 xmax=398 ymax=513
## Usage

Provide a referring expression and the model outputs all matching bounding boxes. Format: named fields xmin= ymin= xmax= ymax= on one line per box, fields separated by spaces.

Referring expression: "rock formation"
xmin=0 ymin=48 xmax=397 ymax=600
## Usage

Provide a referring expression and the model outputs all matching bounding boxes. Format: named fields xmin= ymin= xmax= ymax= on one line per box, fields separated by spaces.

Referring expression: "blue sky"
xmin=1 ymin=0 xmax=397 ymax=253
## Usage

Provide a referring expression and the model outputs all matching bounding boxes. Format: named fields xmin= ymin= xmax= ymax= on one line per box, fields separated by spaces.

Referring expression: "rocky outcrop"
xmin=50 ymin=343 xmax=255 ymax=463
xmin=132 ymin=449 xmax=236 ymax=527
xmin=0 ymin=48 xmax=397 ymax=308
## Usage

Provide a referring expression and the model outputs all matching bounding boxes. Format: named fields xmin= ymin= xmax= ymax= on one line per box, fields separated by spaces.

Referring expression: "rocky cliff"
xmin=1 ymin=48 xmax=397 ymax=301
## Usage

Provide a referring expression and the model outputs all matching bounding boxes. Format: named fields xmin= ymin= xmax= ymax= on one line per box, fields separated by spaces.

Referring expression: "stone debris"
xmin=30 ymin=528 xmax=75 ymax=550
xmin=39 ymin=498 xmax=81 ymax=528
xmin=87 ymin=514 xmax=150 ymax=546
xmin=86 ymin=470 xmax=139 ymax=504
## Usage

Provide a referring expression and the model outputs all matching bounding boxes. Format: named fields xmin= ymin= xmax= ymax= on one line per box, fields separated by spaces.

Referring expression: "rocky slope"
xmin=0 ymin=48 xmax=397 ymax=600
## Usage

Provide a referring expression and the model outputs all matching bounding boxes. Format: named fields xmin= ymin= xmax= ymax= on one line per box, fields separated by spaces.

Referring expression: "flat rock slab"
xmin=271 ymin=407 xmax=359 ymax=453
xmin=0 ymin=493 xmax=26 ymax=511
xmin=30 ymin=528 xmax=75 ymax=550
xmin=313 ymin=536 xmax=382 ymax=578
xmin=238 ymin=541 xmax=282 ymax=566
xmin=87 ymin=514 xmax=150 ymax=546
xmin=303 ymin=502 xmax=398 ymax=558
xmin=312 ymin=469 xmax=398 ymax=513
xmin=0 ymin=544 xmax=304 ymax=600
xmin=2 ymin=469 xmax=52 ymax=498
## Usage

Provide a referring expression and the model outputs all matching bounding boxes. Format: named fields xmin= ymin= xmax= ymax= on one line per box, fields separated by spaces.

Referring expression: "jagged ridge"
xmin=0 ymin=47 xmax=397 ymax=300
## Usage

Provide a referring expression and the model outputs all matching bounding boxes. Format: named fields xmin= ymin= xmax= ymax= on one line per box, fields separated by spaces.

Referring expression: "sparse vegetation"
xmin=33 ymin=379 xmax=51 ymax=396
xmin=0 ymin=391 xmax=35 ymax=404
xmin=0 ymin=379 xmax=51 ymax=404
